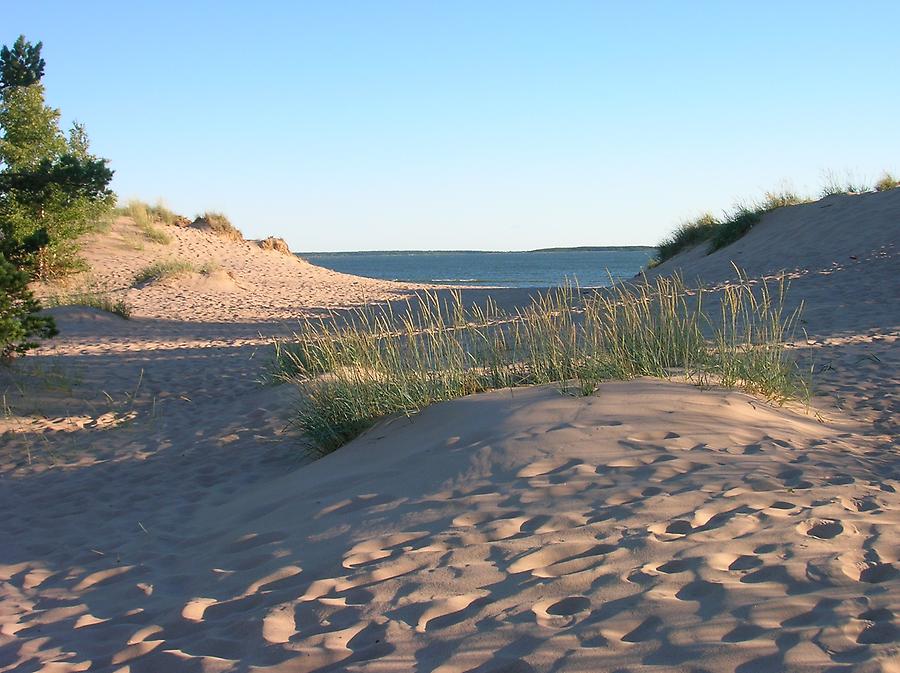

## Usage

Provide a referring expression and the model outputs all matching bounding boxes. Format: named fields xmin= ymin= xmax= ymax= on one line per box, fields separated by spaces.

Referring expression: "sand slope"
xmin=1 ymin=193 xmax=898 ymax=672
xmin=43 ymin=217 xmax=414 ymax=322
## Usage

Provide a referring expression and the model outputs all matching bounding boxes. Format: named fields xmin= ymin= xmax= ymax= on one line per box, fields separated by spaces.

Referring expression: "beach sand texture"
xmin=1 ymin=190 xmax=898 ymax=672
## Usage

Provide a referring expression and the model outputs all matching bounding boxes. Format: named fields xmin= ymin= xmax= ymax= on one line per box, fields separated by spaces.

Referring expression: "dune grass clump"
xmin=194 ymin=212 xmax=243 ymax=242
xmin=651 ymin=189 xmax=810 ymax=266
xmin=118 ymin=200 xmax=173 ymax=245
xmin=45 ymin=291 xmax=131 ymax=319
xmin=133 ymin=259 xmax=197 ymax=285
xmin=874 ymin=172 xmax=898 ymax=192
xmin=654 ymin=213 xmax=719 ymax=266
xmin=276 ymin=273 xmax=807 ymax=454
xmin=820 ymin=171 xmax=870 ymax=197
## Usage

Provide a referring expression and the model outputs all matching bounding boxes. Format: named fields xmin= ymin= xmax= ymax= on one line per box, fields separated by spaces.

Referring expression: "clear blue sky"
xmin=6 ymin=2 xmax=899 ymax=251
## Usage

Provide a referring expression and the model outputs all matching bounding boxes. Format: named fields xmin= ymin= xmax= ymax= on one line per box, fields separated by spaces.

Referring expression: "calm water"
xmin=299 ymin=249 xmax=656 ymax=288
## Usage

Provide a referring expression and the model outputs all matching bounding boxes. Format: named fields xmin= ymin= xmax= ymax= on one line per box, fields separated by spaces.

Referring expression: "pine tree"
xmin=0 ymin=35 xmax=114 ymax=278
xmin=0 ymin=35 xmax=114 ymax=357
xmin=0 ymin=35 xmax=45 ymax=90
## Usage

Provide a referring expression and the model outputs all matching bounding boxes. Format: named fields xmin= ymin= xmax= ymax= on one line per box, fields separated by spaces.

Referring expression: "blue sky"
xmin=6 ymin=2 xmax=899 ymax=251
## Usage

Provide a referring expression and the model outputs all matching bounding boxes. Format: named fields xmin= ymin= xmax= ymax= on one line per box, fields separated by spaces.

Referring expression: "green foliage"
xmin=874 ymin=172 xmax=898 ymax=192
xmin=0 ymin=35 xmax=115 ymax=279
xmin=277 ymin=274 xmax=807 ymax=454
xmin=0 ymin=36 xmax=45 ymax=90
xmin=133 ymin=259 xmax=197 ymax=284
xmin=0 ymin=251 xmax=56 ymax=358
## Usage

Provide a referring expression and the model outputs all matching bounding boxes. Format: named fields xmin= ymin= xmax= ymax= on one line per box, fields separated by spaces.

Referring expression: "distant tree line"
xmin=0 ymin=35 xmax=114 ymax=357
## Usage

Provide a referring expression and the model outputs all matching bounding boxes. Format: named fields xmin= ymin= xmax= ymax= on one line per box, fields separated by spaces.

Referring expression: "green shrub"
xmin=133 ymin=259 xmax=196 ymax=284
xmin=278 ymin=273 xmax=807 ymax=455
xmin=0 ymin=251 xmax=57 ymax=358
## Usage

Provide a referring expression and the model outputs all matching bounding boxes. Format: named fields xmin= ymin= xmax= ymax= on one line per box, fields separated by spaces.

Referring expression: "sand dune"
xmin=43 ymin=217 xmax=416 ymax=322
xmin=1 ymin=193 xmax=898 ymax=672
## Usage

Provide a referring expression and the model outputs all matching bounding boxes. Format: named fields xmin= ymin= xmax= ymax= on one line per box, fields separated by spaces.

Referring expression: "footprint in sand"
xmin=648 ymin=519 xmax=692 ymax=541
xmin=516 ymin=458 xmax=583 ymax=479
xmin=797 ymin=518 xmax=844 ymax=539
xmin=655 ymin=558 xmax=694 ymax=574
xmin=533 ymin=596 xmax=591 ymax=628
xmin=621 ymin=615 xmax=664 ymax=642
xmin=509 ymin=541 xmax=616 ymax=576
xmin=842 ymin=560 xmax=899 ymax=584
xmin=767 ymin=500 xmax=802 ymax=516
xmin=415 ymin=593 xmax=487 ymax=632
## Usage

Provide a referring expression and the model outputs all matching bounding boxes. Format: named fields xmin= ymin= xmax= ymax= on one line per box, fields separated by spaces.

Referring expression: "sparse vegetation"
xmin=194 ymin=211 xmax=242 ymax=242
xmin=874 ymin=172 xmax=898 ymax=192
xmin=118 ymin=200 xmax=173 ymax=245
xmin=133 ymin=259 xmax=197 ymax=284
xmin=649 ymin=174 xmax=892 ymax=268
xmin=44 ymin=289 xmax=131 ymax=319
xmin=258 ymin=236 xmax=291 ymax=255
xmin=198 ymin=259 xmax=221 ymax=274
xmin=820 ymin=171 xmax=870 ymax=197
xmin=653 ymin=190 xmax=811 ymax=266
xmin=276 ymin=273 xmax=806 ymax=454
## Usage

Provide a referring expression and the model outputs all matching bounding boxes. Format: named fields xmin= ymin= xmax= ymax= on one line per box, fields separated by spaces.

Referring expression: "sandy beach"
xmin=1 ymin=191 xmax=898 ymax=672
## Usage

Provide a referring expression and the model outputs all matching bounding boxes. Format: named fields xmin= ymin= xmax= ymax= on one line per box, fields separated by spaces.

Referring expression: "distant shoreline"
xmin=297 ymin=246 xmax=656 ymax=256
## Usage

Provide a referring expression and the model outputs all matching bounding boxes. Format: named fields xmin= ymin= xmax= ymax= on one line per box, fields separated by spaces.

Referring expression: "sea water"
xmin=299 ymin=248 xmax=655 ymax=288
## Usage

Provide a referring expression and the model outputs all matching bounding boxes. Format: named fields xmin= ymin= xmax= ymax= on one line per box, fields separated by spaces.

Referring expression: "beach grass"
xmin=653 ymin=189 xmax=811 ymax=266
xmin=648 ymin=173 xmax=899 ymax=267
xmin=118 ymin=200 xmax=174 ymax=245
xmin=196 ymin=211 xmax=243 ymax=242
xmin=276 ymin=272 xmax=807 ymax=454
xmin=44 ymin=290 xmax=131 ymax=319
xmin=875 ymin=172 xmax=898 ymax=192
xmin=820 ymin=171 xmax=870 ymax=197
xmin=133 ymin=259 xmax=197 ymax=284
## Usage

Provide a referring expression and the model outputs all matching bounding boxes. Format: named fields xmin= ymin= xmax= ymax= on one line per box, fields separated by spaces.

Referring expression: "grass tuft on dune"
xmin=276 ymin=271 xmax=807 ymax=454
xmin=650 ymin=172 xmax=899 ymax=267
xmin=652 ymin=190 xmax=809 ymax=266
xmin=117 ymin=200 xmax=176 ymax=245
xmin=44 ymin=290 xmax=131 ymax=319
xmin=133 ymin=259 xmax=197 ymax=284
